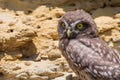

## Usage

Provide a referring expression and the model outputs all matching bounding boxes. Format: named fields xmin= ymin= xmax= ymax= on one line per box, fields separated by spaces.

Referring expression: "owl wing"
xmin=66 ymin=38 xmax=120 ymax=79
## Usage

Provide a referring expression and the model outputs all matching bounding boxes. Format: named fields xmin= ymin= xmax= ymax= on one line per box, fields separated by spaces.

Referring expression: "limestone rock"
xmin=0 ymin=61 xmax=65 ymax=80
xmin=0 ymin=13 xmax=37 ymax=51
xmin=0 ymin=0 xmax=120 ymax=80
xmin=48 ymin=49 xmax=61 ymax=60
xmin=94 ymin=16 xmax=117 ymax=33
xmin=114 ymin=13 xmax=120 ymax=19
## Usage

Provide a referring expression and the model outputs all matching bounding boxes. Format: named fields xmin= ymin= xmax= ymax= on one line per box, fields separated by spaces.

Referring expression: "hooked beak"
xmin=67 ymin=29 xmax=72 ymax=38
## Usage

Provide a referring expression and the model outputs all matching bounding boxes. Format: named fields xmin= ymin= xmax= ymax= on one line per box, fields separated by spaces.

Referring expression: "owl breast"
xmin=59 ymin=39 xmax=94 ymax=80
xmin=59 ymin=39 xmax=108 ymax=80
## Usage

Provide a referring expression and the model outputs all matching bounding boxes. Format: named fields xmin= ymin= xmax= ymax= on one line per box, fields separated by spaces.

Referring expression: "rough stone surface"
xmin=0 ymin=0 xmax=120 ymax=80
xmin=0 ymin=13 xmax=37 ymax=51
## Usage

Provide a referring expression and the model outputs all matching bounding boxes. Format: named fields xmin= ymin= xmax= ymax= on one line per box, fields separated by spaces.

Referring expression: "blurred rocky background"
xmin=0 ymin=0 xmax=120 ymax=80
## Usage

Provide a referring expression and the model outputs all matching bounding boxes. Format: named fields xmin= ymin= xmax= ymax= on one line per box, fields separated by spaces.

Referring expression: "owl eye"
xmin=76 ymin=23 xmax=84 ymax=30
xmin=61 ymin=22 xmax=66 ymax=29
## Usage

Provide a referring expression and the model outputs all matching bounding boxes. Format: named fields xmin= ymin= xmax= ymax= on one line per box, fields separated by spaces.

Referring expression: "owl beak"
xmin=67 ymin=29 xmax=72 ymax=38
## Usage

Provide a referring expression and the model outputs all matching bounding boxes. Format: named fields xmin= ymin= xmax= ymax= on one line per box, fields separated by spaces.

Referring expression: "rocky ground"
xmin=0 ymin=0 xmax=120 ymax=80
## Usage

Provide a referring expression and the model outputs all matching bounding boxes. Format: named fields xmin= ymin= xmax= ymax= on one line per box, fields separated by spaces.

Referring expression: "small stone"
xmin=8 ymin=22 xmax=15 ymax=26
xmin=48 ymin=50 xmax=61 ymax=60
xmin=112 ymin=35 xmax=120 ymax=42
xmin=15 ymin=72 xmax=29 ymax=80
xmin=114 ymin=13 xmax=120 ymax=19
xmin=41 ymin=54 xmax=48 ymax=60
xmin=108 ymin=41 xmax=114 ymax=47
xmin=3 ymin=54 xmax=17 ymax=61
xmin=35 ymin=53 xmax=41 ymax=61
xmin=13 ymin=66 xmax=21 ymax=71
xmin=24 ymin=62 xmax=31 ymax=66
xmin=104 ymin=36 xmax=111 ymax=42
xmin=30 ymin=75 xmax=48 ymax=80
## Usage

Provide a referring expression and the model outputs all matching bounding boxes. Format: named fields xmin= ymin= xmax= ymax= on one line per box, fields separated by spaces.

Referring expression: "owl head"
xmin=58 ymin=10 xmax=98 ymax=39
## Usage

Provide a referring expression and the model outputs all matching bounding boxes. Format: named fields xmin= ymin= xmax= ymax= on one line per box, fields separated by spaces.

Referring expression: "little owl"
xmin=57 ymin=10 xmax=120 ymax=80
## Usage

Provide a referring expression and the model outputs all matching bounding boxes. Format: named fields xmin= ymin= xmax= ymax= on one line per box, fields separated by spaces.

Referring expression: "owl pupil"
xmin=78 ymin=25 xmax=82 ymax=27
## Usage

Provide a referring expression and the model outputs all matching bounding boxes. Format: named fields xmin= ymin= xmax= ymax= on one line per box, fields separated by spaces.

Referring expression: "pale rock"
xmin=94 ymin=16 xmax=116 ymax=33
xmin=30 ymin=75 xmax=48 ymax=80
xmin=0 ymin=13 xmax=37 ymax=51
xmin=48 ymin=49 xmax=61 ymax=60
xmin=15 ymin=72 xmax=29 ymax=80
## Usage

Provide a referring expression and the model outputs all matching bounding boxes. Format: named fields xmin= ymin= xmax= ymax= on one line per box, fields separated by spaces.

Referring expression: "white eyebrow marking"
xmin=63 ymin=19 xmax=69 ymax=28
xmin=70 ymin=20 xmax=81 ymax=28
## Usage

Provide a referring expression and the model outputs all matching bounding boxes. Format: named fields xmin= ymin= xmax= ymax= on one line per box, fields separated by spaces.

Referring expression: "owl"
xmin=57 ymin=10 xmax=120 ymax=80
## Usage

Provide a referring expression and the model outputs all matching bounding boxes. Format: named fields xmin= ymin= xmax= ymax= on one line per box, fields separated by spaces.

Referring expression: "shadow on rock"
xmin=0 ymin=41 xmax=37 ymax=61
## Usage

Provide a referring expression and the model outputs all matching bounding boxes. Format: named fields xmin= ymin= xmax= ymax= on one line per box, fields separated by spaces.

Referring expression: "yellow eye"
xmin=76 ymin=23 xmax=84 ymax=30
xmin=61 ymin=22 xmax=66 ymax=29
